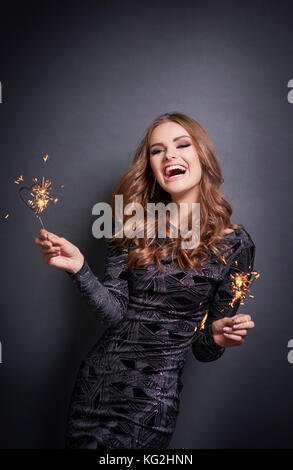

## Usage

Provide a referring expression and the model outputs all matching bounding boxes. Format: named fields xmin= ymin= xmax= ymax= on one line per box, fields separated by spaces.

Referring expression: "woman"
xmin=35 ymin=112 xmax=256 ymax=449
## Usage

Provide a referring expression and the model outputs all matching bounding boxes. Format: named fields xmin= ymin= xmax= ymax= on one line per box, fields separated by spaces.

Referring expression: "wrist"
xmin=211 ymin=321 xmax=222 ymax=347
xmin=71 ymin=253 xmax=85 ymax=274
xmin=208 ymin=323 xmax=225 ymax=350
xmin=211 ymin=320 xmax=216 ymax=337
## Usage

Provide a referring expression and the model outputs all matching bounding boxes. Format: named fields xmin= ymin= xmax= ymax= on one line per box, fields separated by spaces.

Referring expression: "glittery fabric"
xmin=65 ymin=228 xmax=255 ymax=449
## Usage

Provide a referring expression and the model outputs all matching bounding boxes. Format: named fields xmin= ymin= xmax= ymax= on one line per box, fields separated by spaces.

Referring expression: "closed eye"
xmin=150 ymin=143 xmax=191 ymax=156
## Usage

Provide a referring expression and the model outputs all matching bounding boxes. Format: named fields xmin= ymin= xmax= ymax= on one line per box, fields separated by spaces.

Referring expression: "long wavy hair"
xmin=106 ymin=111 xmax=244 ymax=272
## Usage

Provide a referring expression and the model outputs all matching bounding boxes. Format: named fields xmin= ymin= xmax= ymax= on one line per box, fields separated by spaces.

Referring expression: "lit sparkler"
xmin=18 ymin=176 xmax=58 ymax=230
xmin=228 ymin=268 xmax=260 ymax=307
xmin=3 ymin=155 xmax=64 ymax=225
xmin=14 ymin=153 xmax=61 ymax=229
xmin=195 ymin=265 xmax=260 ymax=333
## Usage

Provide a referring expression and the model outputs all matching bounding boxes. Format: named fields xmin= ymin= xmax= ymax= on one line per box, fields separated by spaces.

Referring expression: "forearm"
xmin=192 ymin=231 xmax=256 ymax=362
xmin=66 ymin=257 xmax=128 ymax=328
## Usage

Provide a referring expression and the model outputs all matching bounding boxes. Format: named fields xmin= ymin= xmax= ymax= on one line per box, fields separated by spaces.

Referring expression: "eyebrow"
xmin=149 ymin=135 xmax=191 ymax=149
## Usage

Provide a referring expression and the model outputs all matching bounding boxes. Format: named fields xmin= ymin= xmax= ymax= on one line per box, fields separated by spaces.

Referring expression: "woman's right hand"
xmin=35 ymin=229 xmax=85 ymax=274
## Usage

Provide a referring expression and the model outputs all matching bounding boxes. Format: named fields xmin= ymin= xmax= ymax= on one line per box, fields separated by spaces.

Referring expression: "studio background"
xmin=0 ymin=0 xmax=292 ymax=448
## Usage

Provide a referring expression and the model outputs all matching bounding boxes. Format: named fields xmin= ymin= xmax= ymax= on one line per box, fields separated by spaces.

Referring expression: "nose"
xmin=164 ymin=152 xmax=176 ymax=160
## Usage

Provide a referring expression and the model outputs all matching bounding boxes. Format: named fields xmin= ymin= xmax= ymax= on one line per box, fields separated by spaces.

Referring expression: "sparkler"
xmin=195 ymin=262 xmax=260 ymax=333
xmin=15 ymin=153 xmax=62 ymax=230
xmin=2 ymin=154 xmax=63 ymax=225
xmin=18 ymin=176 xmax=59 ymax=230
xmin=228 ymin=268 xmax=260 ymax=307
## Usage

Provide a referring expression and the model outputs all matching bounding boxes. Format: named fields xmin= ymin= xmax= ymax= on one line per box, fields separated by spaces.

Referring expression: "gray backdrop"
xmin=0 ymin=0 xmax=292 ymax=448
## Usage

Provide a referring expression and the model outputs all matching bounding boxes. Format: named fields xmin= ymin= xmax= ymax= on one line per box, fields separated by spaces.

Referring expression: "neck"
xmin=170 ymin=185 xmax=200 ymax=227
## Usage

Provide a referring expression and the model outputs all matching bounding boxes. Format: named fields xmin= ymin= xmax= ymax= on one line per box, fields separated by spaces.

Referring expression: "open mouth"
xmin=163 ymin=165 xmax=187 ymax=181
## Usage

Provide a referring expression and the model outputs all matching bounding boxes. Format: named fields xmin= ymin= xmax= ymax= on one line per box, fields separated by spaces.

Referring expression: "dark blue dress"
xmin=65 ymin=227 xmax=255 ymax=449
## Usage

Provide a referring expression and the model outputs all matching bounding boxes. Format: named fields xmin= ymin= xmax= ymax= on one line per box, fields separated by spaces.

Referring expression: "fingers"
xmin=223 ymin=314 xmax=253 ymax=328
xmin=224 ymin=320 xmax=254 ymax=332
xmin=222 ymin=317 xmax=235 ymax=327
xmin=38 ymin=229 xmax=63 ymax=244
xmin=35 ymin=230 xmax=64 ymax=249
xmin=223 ymin=319 xmax=254 ymax=338
xmin=223 ymin=328 xmax=247 ymax=337
xmin=232 ymin=320 xmax=255 ymax=330
xmin=43 ymin=253 xmax=60 ymax=264
xmin=43 ymin=231 xmax=63 ymax=245
xmin=35 ymin=237 xmax=53 ymax=249
xmin=39 ymin=229 xmax=48 ymax=240
xmin=43 ymin=246 xmax=61 ymax=256
xmin=223 ymin=332 xmax=244 ymax=342
xmin=231 ymin=314 xmax=252 ymax=323
xmin=42 ymin=248 xmax=61 ymax=264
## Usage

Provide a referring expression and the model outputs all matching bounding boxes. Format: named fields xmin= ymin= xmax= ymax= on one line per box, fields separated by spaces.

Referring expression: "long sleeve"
xmin=66 ymin=238 xmax=130 ymax=329
xmin=192 ymin=234 xmax=256 ymax=362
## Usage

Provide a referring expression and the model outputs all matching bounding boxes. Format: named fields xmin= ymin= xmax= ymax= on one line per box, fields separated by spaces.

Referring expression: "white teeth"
xmin=165 ymin=164 xmax=187 ymax=176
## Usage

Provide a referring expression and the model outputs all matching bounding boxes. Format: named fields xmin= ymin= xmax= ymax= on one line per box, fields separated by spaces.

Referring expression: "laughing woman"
xmin=35 ymin=112 xmax=256 ymax=449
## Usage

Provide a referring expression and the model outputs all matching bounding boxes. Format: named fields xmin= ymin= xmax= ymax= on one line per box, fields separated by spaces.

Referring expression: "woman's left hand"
xmin=211 ymin=313 xmax=255 ymax=348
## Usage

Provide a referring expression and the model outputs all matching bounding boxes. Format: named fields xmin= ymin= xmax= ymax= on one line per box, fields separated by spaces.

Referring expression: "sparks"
xmin=16 ymin=153 xmax=64 ymax=230
xmin=229 ymin=270 xmax=260 ymax=307
xmin=199 ymin=310 xmax=208 ymax=331
xmin=25 ymin=176 xmax=58 ymax=216
xmin=14 ymin=175 xmax=24 ymax=184
xmin=197 ymin=268 xmax=260 ymax=331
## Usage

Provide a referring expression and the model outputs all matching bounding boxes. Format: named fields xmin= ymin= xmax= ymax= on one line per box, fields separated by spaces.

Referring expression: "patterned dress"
xmin=65 ymin=227 xmax=255 ymax=449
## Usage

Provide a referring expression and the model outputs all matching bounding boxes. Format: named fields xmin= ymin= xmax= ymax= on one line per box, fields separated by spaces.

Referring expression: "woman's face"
xmin=149 ymin=121 xmax=202 ymax=201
